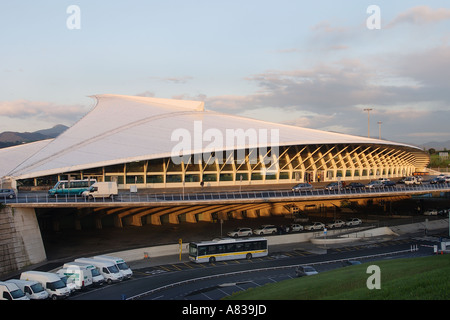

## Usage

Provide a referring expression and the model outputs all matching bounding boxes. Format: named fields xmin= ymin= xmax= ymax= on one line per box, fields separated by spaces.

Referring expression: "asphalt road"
xmin=68 ymin=236 xmax=438 ymax=301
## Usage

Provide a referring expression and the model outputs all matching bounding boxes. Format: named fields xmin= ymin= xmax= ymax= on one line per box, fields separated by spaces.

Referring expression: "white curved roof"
xmin=5 ymin=94 xmax=425 ymax=179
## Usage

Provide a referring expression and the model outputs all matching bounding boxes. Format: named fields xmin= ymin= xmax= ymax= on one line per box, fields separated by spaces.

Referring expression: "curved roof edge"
xmin=89 ymin=94 xmax=205 ymax=111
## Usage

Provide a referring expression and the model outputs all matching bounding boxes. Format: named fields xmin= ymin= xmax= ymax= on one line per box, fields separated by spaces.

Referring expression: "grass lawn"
xmin=225 ymin=254 xmax=450 ymax=300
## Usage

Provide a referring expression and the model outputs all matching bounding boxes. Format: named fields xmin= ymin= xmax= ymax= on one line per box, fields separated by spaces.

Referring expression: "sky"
xmin=1 ymin=1 xmax=450 ymax=147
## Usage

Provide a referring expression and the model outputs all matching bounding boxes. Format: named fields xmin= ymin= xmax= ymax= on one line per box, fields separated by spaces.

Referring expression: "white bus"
xmin=189 ymin=237 xmax=268 ymax=263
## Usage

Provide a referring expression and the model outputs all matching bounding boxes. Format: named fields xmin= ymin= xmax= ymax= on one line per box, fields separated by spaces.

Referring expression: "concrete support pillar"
xmin=197 ymin=211 xmax=213 ymax=222
xmin=114 ymin=215 xmax=123 ymax=228
xmin=246 ymin=210 xmax=259 ymax=218
xmin=185 ymin=213 xmax=197 ymax=223
xmin=230 ymin=211 xmax=243 ymax=219
xmin=75 ymin=218 xmax=81 ymax=230
xmin=259 ymin=208 xmax=271 ymax=217
xmin=169 ymin=214 xmax=179 ymax=224
xmin=130 ymin=215 xmax=142 ymax=227
xmin=217 ymin=211 xmax=228 ymax=220
xmin=0 ymin=207 xmax=46 ymax=276
xmin=52 ymin=219 xmax=60 ymax=232
xmin=151 ymin=214 xmax=162 ymax=226
xmin=95 ymin=217 xmax=102 ymax=229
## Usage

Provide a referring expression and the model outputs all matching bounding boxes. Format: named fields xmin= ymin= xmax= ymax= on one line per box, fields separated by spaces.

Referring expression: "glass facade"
xmin=21 ymin=144 xmax=420 ymax=189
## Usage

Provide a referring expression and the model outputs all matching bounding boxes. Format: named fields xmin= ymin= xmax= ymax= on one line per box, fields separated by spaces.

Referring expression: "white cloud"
xmin=387 ymin=6 xmax=450 ymax=28
xmin=0 ymin=99 xmax=88 ymax=130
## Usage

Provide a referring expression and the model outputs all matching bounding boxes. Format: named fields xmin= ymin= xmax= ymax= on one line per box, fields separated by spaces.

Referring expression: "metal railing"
xmin=2 ymin=182 xmax=450 ymax=205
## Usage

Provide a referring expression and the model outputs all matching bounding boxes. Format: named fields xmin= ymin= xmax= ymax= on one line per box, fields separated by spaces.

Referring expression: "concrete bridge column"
xmin=197 ymin=211 xmax=213 ymax=222
xmin=0 ymin=206 xmax=46 ymax=277
xmin=95 ymin=217 xmax=102 ymax=229
xmin=114 ymin=214 xmax=123 ymax=228
xmin=246 ymin=210 xmax=259 ymax=218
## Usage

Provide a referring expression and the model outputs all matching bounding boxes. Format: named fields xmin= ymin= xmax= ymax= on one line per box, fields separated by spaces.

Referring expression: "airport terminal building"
xmin=1 ymin=94 xmax=430 ymax=190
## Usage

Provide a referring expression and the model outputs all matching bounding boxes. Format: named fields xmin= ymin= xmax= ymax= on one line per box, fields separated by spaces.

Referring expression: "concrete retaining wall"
xmin=0 ymin=207 xmax=46 ymax=276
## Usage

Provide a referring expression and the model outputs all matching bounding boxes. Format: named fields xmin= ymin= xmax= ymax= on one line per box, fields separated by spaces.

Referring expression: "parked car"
xmin=289 ymin=224 xmax=304 ymax=232
xmin=253 ymin=225 xmax=277 ymax=235
xmin=295 ymin=266 xmax=318 ymax=277
xmin=423 ymin=209 xmax=438 ymax=216
xmin=343 ymin=260 xmax=361 ymax=267
xmin=430 ymin=177 xmax=446 ymax=184
xmin=378 ymin=178 xmax=390 ymax=182
xmin=0 ymin=189 xmax=16 ymax=199
xmin=365 ymin=180 xmax=385 ymax=189
xmin=326 ymin=220 xmax=346 ymax=229
xmin=304 ymin=222 xmax=325 ymax=231
xmin=292 ymin=183 xmax=313 ymax=192
xmin=325 ymin=182 xmax=341 ymax=191
xmin=346 ymin=182 xmax=365 ymax=190
xmin=345 ymin=218 xmax=362 ymax=226
xmin=227 ymin=227 xmax=253 ymax=238
xmin=403 ymin=176 xmax=421 ymax=185
xmin=382 ymin=180 xmax=396 ymax=187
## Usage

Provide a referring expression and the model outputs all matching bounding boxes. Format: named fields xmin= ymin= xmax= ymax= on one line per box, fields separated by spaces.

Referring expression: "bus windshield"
xmin=189 ymin=244 xmax=198 ymax=257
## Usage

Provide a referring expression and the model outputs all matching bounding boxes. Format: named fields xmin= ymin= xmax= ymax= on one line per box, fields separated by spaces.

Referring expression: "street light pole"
xmin=364 ymin=108 xmax=373 ymax=138
xmin=377 ymin=121 xmax=382 ymax=140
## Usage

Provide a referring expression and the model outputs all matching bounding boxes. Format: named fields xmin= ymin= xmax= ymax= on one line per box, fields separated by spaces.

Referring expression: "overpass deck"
xmin=6 ymin=183 xmax=450 ymax=208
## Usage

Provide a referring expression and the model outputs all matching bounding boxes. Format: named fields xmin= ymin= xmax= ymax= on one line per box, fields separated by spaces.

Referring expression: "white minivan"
xmin=64 ymin=261 xmax=104 ymax=287
xmin=6 ymin=279 xmax=49 ymax=300
xmin=82 ymin=182 xmax=118 ymax=199
xmin=93 ymin=255 xmax=133 ymax=279
xmin=75 ymin=258 xmax=123 ymax=284
xmin=0 ymin=281 xmax=29 ymax=300
xmin=20 ymin=271 xmax=70 ymax=300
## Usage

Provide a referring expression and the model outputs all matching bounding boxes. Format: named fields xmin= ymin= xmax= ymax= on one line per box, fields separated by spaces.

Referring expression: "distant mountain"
xmin=419 ymin=140 xmax=450 ymax=151
xmin=0 ymin=124 xmax=68 ymax=149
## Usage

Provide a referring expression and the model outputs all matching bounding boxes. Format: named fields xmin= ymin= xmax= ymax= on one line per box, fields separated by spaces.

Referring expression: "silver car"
xmin=345 ymin=218 xmax=362 ymax=226
xmin=304 ymin=222 xmax=325 ymax=231
xmin=292 ymin=183 xmax=313 ymax=192
xmin=295 ymin=266 xmax=318 ymax=277
xmin=227 ymin=227 xmax=253 ymax=238
xmin=0 ymin=189 xmax=16 ymax=199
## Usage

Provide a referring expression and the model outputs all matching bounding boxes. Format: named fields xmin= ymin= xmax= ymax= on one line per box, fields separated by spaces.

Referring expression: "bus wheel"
xmin=209 ymin=256 xmax=216 ymax=263
xmin=246 ymin=253 xmax=252 ymax=260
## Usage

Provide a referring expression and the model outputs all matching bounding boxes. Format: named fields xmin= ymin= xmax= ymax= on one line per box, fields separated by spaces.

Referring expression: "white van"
xmin=82 ymin=182 xmax=118 ymax=199
xmin=75 ymin=258 xmax=123 ymax=284
xmin=6 ymin=279 xmax=49 ymax=300
xmin=56 ymin=266 xmax=93 ymax=291
xmin=20 ymin=271 xmax=70 ymax=300
xmin=56 ymin=272 xmax=76 ymax=294
xmin=93 ymin=255 xmax=133 ymax=279
xmin=0 ymin=281 xmax=29 ymax=300
xmin=64 ymin=261 xmax=104 ymax=287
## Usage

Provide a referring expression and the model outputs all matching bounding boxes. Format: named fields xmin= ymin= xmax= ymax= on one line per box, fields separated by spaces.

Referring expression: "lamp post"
xmin=363 ymin=108 xmax=373 ymax=138
xmin=377 ymin=121 xmax=382 ymax=140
